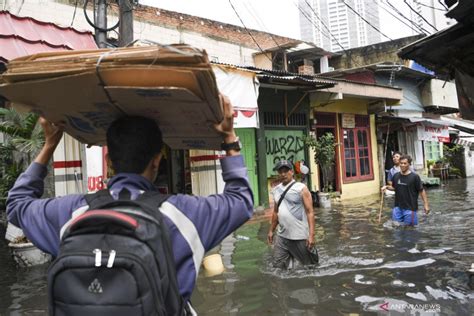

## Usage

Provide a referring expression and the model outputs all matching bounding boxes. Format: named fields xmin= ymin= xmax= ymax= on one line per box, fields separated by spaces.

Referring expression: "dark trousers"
xmin=273 ymin=235 xmax=318 ymax=269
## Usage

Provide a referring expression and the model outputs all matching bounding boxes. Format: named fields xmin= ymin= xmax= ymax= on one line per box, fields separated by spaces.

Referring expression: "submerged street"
xmin=1 ymin=178 xmax=473 ymax=315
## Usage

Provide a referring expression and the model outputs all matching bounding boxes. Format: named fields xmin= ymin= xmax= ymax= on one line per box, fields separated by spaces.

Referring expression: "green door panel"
xmin=236 ymin=128 xmax=259 ymax=206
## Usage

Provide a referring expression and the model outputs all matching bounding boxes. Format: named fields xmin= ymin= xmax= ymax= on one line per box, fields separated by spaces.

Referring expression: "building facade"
xmin=298 ymin=0 xmax=382 ymax=51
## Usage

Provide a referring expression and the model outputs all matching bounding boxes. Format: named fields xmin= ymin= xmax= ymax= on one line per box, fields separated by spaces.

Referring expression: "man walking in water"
xmin=387 ymin=151 xmax=414 ymax=187
xmin=382 ymin=155 xmax=430 ymax=226
xmin=267 ymin=160 xmax=318 ymax=269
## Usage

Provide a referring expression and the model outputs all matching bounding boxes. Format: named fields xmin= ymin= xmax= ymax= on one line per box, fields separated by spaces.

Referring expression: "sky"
xmin=139 ymin=0 xmax=453 ymax=43
xmin=140 ymin=0 xmax=305 ymax=39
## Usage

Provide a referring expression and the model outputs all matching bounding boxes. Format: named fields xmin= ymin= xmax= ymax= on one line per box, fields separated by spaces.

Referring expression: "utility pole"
xmin=96 ymin=0 xmax=107 ymax=48
xmin=118 ymin=0 xmax=134 ymax=47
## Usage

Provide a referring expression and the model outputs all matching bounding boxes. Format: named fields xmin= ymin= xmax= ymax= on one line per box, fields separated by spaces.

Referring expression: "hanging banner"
xmin=417 ymin=124 xmax=450 ymax=143
xmin=212 ymin=65 xmax=259 ymax=128
xmin=85 ymin=146 xmax=105 ymax=192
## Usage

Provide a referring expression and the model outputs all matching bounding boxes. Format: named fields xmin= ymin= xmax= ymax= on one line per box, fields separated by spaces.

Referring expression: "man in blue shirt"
xmin=6 ymin=95 xmax=254 ymax=310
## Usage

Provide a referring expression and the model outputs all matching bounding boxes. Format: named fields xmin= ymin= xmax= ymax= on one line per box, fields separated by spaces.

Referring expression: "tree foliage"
xmin=0 ymin=108 xmax=44 ymax=208
xmin=304 ymin=132 xmax=336 ymax=192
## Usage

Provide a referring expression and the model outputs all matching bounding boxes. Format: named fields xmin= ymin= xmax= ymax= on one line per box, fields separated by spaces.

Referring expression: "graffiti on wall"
xmin=265 ymin=130 xmax=305 ymax=175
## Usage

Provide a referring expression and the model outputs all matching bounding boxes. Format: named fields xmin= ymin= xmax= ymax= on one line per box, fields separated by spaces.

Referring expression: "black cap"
xmin=273 ymin=160 xmax=293 ymax=171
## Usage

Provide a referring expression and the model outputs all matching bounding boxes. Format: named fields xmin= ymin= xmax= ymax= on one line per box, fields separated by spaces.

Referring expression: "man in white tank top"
xmin=267 ymin=160 xmax=318 ymax=269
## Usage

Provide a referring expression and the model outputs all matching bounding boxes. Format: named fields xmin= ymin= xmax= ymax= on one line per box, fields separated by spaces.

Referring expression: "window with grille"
xmin=263 ymin=112 xmax=307 ymax=127
xmin=425 ymin=141 xmax=441 ymax=161
xmin=341 ymin=115 xmax=373 ymax=182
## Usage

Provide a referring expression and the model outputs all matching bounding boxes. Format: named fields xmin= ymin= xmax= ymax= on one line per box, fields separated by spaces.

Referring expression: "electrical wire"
xmin=418 ymin=1 xmax=447 ymax=11
xmin=243 ymin=1 xmax=283 ymax=51
xmin=294 ymin=1 xmax=331 ymax=42
xmin=295 ymin=1 xmax=363 ymax=68
xmin=71 ymin=0 xmax=79 ymax=26
xmin=383 ymin=0 xmax=431 ymax=34
xmin=302 ymin=0 xmax=334 ymax=41
xmin=341 ymin=0 xmax=393 ymax=41
xmin=228 ymin=0 xmax=273 ymax=63
xmin=84 ymin=0 xmax=120 ymax=32
xmin=437 ymin=0 xmax=449 ymax=11
xmin=375 ymin=0 xmax=424 ymax=35
xmin=403 ymin=0 xmax=438 ymax=32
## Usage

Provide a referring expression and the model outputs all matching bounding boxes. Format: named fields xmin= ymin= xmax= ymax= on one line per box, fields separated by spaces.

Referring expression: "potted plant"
xmin=304 ymin=132 xmax=336 ymax=208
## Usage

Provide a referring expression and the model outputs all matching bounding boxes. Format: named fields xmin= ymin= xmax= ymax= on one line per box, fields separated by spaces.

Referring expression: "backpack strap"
xmin=134 ymin=191 xmax=188 ymax=313
xmin=84 ymin=189 xmax=116 ymax=209
xmin=277 ymin=181 xmax=296 ymax=209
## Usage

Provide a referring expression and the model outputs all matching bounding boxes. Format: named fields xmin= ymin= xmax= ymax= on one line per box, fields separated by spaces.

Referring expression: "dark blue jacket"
xmin=7 ymin=155 xmax=253 ymax=300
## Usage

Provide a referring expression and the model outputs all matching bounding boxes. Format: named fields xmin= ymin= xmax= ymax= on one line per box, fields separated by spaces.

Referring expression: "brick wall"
xmin=4 ymin=0 xmax=299 ymax=66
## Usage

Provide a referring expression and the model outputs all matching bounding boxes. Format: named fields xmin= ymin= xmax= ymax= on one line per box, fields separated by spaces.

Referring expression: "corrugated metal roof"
xmin=0 ymin=11 xmax=97 ymax=63
xmin=212 ymin=62 xmax=337 ymax=86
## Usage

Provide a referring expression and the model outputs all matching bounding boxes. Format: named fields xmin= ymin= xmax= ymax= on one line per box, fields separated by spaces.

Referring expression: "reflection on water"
xmin=193 ymin=178 xmax=474 ymax=315
xmin=1 ymin=179 xmax=474 ymax=315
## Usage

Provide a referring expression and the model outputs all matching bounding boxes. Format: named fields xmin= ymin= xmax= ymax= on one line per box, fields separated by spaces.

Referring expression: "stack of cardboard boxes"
xmin=0 ymin=44 xmax=223 ymax=149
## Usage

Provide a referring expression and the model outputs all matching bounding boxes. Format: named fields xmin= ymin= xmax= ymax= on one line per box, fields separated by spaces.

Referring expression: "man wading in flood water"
xmin=382 ymin=155 xmax=430 ymax=226
xmin=267 ymin=160 xmax=318 ymax=269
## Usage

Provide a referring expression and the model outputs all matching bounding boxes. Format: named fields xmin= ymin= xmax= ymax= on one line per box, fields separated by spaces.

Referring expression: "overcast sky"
xmin=139 ymin=0 xmax=451 ymax=42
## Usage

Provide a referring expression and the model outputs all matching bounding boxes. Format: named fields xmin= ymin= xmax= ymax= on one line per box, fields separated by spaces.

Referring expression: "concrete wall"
xmin=2 ymin=0 xmax=287 ymax=65
xmin=310 ymin=97 xmax=381 ymax=200
xmin=329 ymin=35 xmax=424 ymax=70
xmin=465 ymin=146 xmax=474 ymax=177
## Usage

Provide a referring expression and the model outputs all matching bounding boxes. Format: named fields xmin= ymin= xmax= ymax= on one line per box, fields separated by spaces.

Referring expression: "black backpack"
xmin=47 ymin=189 xmax=189 ymax=316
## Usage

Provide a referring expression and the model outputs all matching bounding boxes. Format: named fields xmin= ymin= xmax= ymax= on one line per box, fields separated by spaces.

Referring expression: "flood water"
xmin=1 ymin=178 xmax=474 ymax=315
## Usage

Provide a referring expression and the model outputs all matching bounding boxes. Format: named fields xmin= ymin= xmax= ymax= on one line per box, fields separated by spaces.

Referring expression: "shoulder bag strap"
xmin=277 ymin=181 xmax=296 ymax=209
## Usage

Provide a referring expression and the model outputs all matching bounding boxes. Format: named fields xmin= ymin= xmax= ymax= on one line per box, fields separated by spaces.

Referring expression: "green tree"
xmin=304 ymin=132 xmax=336 ymax=192
xmin=0 ymin=108 xmax=44 ymax=209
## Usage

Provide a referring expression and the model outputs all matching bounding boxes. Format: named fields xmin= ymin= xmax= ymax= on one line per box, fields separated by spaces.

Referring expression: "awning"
xmin=440 ymin=116 xmax=474 ymax=135
xmin=382 ymin=115 xmax=452 ymax=127
xmin=378 ymin=115 xmax=451 ymax=142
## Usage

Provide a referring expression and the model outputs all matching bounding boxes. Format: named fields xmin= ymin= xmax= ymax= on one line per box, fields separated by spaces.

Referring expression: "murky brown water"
xmin=1 ymin=178 xmax=474 ymax=315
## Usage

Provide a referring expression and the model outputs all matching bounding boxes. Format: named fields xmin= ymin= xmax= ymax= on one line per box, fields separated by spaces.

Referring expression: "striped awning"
xmin=453 ymin=138 xmax=473 ymax=147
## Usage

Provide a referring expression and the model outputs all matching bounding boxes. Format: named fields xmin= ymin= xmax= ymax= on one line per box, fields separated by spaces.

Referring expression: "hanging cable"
xmin=294 ymin=1 xmax=331 ymax=42
xmin=437 ymin=0 xmax=449 ymax=11
xmin=418 ymin=1 xmax=447 ymax=11
xmin=302 ymin=0 xmax=335 ymax=41
xmin=375 ymin=0 xmax=424 ymax=35
xmin=341 ymin=0 xmax=393 ymax=41
xmin=403 ymin=0 xmax=438 ymax=32
xmin=295 ymin=1 xmax=363 ymax=68
xmin=242 ymin=2 xmax=283 ymax=51
xmin=383 ymin=0 xmax=431 ymax=34
xmin=70 ymin=0 xmax=79 ymax=26
xmin=84 ymin=0 xmax=120 ymax=32
xmin=228 ymin=0 xmax=273 ymax=63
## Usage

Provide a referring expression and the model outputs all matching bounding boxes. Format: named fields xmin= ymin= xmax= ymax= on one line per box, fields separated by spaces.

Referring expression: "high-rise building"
xmin=298 ymin=0 xmax=382 ymax=52
xmin=392 ymin=0 xmax=452 ymax=35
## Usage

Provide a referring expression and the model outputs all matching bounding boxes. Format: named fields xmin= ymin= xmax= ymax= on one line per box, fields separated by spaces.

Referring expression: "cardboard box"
xmin=0 ymin=44 xmax=224 ymax=149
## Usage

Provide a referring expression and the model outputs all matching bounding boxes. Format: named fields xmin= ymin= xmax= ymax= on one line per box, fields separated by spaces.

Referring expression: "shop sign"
xmin=342 ymin=113 xmax=355 ymax=128
xmin=417 ymin=124 xmax=450 ymax=143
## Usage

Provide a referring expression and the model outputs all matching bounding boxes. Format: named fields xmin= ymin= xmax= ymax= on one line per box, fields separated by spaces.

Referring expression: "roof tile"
xmin=0 ymin=10 xmax=97 ymax=62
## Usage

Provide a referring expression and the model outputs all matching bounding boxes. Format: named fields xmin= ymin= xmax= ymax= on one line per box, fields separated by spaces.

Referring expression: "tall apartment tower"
xmin=299 ymin=0 xmax=382 ymax=51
